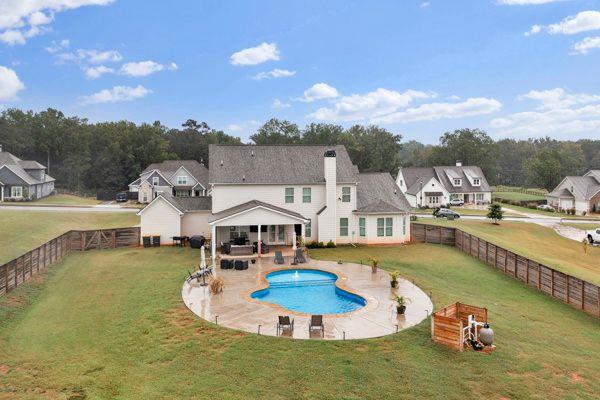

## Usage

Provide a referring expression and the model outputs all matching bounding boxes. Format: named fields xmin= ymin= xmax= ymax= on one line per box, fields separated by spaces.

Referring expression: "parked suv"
xmin=586 ymin=228 xmax=600 ymax=244
xmin=536 ymin=204 xmax=555 ymax=212
xmin=433 ymin=208 xmax=461 ymax=219
xmin=116 ymin=192 xmax=128 ymax=203
xmin=448 ymin=198 xmax=464 ymax=207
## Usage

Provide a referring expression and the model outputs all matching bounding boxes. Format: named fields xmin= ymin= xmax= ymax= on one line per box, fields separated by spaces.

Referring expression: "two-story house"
xmin=396 ymin=162 xmax=491 ymax=207
xmin=128 ymin=160 xmax=209 ymax=203
xmin=546 ymin=170 xmax=600 ymax=215
xmin=0 ymin=145 xmax=55 ymax=201
xmin=138 ymin=145 xmax=411 ymax=260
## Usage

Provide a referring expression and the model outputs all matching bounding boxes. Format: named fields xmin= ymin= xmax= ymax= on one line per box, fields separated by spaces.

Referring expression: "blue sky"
xmin=0 ymin=0 xmax=599 ymax=143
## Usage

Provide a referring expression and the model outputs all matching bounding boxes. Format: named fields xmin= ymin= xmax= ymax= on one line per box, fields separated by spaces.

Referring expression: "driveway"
xmin=0 ymin=204 xmax=139 ymax=213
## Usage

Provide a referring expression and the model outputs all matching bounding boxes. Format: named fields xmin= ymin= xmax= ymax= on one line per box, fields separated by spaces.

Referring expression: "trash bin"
xmin=189 ymin=235 xmax=205 ymax=249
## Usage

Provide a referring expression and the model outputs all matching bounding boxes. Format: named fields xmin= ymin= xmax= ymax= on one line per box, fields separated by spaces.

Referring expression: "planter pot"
xmin=397 ymin=305 xmax=406 ymax=315
xmin=371 ymin=266 xmax=378 ymax=273
xmin=390 ymin=281 xmax=398 ymax=288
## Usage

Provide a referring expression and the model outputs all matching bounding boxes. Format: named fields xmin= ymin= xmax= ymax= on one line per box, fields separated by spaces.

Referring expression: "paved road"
xmin=0 ymin=204 xmax=139 ymax=213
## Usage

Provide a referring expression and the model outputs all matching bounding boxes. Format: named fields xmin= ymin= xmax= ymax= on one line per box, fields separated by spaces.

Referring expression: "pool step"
xmin=268 ymin=279 xmax=335 ymax=288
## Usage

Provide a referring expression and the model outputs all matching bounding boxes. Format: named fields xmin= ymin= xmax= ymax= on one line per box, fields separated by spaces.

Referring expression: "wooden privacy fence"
xmin=411 ymin=223 xmax=600 ymax=317
xmin=0 ymin=227 xmax=140 ymax=295
xmin=431 ymin=302 xmax=488 ymax=351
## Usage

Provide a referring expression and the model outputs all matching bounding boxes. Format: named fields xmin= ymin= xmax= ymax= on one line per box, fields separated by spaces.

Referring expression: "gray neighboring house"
xmin=546 ymin=170 xmax=600 ymax=215
xmin=0 ymin=146 xmax=55 ymax=202
xmin=128 ymin=160 xmax=210 ymax=204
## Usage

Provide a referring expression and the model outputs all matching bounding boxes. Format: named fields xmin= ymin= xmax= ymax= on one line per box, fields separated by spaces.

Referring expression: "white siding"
xmin=415 ymin=178 xmax=449 ymax=207
xmin=140 ymin=198 xmax=181 ymax=244
xmin=181 ymin=211 xmax=211 ymax=237
xmin=170 ymin=166 xmax=199 ymax=187
xmin=355 ymin=214 xmax=410 ymax=244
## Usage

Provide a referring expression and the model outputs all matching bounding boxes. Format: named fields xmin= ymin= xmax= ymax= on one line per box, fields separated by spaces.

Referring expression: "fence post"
xmin=424 ymin=225 xmax=428 ymax=243
xmin=581 ymin=281 xmax=585 ymax=311
xmin=566 ymin=275 xmax=570 ymax=305
xmin=526 ymin=259 xmax=529 ymax=285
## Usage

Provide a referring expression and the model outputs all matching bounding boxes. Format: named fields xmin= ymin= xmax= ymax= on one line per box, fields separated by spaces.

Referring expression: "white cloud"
xmin=119 ymin=61 xmax=163 ymax=77
xmin=573 ymin=36 xmax=600 ymax=54
xmin=490 ymin=88 xmax=600 ymax=138
xmin=518 ymin=88 xmax=600 ymax=109
xmin=82 ymin=85 xmax=151 ymax=104
xmin=230 ymin=42 xmax=280 ymax=66
xmin=227 ymin=124 xmax=243 ymax=132
xmin=375 ymin=97 xmax=502 ymax=124
xmin=272 ymin=99 xmax=291 ymax=108
xmin=300 ymin=83 xmax=340 ymax=102
xmin=420 ymin=2 xmax=430 ymax=8
xmin=0 ymin=0 xmax=114 ymax=45
xmin=56 ymin=49 xmax=122 ymax=64
xmin=252 ymin=68 xmax=296 ymax=80
xmin=499 ymin=0 xmax=565 ymax=4
xmin=226 ymin=120 xmax=258 ymax=133
xmin=0 ymin=65 xmax=25 ymax=101
xmin=308 ymin=88 xmax=434 ymax=122
xmin=527 ymin=11 xmax=600 ymax=36
xmin=84 ymin=65 xmax=114 ymax=79
xmin=45 ymin=38 xmax=69 ymax=53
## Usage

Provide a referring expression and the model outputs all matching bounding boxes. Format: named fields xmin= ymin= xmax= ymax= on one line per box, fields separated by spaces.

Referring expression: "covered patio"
xmin=209 ymin=200 xmax=310 ymax=261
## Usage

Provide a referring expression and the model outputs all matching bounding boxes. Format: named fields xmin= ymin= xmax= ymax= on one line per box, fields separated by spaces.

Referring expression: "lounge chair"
xmin=274 ymin=251 xmax=284 ymax=264
xmin=277 ymin=316 xmax=294 ymax=335
xmin=295 ymin=249 xmax=306 ymax=263
xmin=309 ymin=315 xmax=324 ymax=337
xmin=234 ymin=260 xmax=244 ymax=270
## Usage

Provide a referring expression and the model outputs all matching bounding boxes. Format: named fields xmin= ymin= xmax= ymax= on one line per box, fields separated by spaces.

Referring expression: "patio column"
xmin=211 ymin=225 xmax=216 ymax=264
xmin=257 ymin=224 xmax=262 ymax=258
xmin=301 ymin=223 xmax=306 ymax=246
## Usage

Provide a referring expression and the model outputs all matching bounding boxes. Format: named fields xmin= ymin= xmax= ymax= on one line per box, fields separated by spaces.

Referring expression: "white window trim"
xmin=341 ymin=186 xmax=351 ymax=202
xmin=453 ymin=178 xmax=462 ymax=186
xmin=473 ymin=178 xmax=481 ymax=186
xmin=177 ymin=176 xmax=188 ymax=185
xmin=11 ymin=186 xmax=23 ymax=198
xmin=152 ymin=176 xmax=159 ymax=186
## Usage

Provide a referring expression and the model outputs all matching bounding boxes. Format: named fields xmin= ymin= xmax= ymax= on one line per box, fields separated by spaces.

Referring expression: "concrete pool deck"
xmin=182 ymin=256 xmax=433 ymax=340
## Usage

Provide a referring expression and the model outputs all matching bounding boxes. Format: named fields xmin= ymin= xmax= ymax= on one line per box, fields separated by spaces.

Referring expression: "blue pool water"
xmin=251 ymin=269 xmax=366 ymax=314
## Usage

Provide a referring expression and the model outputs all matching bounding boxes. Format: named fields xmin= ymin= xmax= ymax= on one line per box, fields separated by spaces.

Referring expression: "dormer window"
xmin=453 ymin=178 xmax=462 ymax=186
xmin=152 ymin=177 xmax=159 ymax=186
xmin=177 ymin=176 xmax=187 ymax=185
xmin=473 ymin=178 xmax=481 ymax=186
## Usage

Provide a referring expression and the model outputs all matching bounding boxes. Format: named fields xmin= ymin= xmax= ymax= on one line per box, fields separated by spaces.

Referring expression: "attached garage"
xmin=138 ymin=194 xmax=212 ymax=245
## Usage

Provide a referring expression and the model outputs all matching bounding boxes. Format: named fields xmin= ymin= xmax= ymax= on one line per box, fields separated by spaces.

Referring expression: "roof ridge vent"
xmin=220 ymin=159 xmax=223 ymax=167
xmin=251 ymin=149 xmax=254 ymax=157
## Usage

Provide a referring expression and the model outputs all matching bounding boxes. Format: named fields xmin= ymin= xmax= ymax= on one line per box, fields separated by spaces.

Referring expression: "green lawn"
xmin=0 ymin=210 xmax=138 ymax=264
xmin=0 ymin=245 xmax=598 ymax=399
xmin=421 ymin=219 xmax=600 ymax=286
xmin=492 ymin=191 xmax=545 ymax=202
xmin=501 ymin=204 xmax=600 ymax=220
xmin=36 ymin=194 xmax=102 ymax=205
xmin=561 ymin=223 xmax=600 ymax=231
xmin=412 ymin=207 xmax=520 ymax=217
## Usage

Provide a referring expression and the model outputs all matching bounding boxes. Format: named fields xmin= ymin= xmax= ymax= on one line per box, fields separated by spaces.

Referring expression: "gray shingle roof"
xmin=0 ymin=151 xmax=49 ymax=185
xmin=400 ymin=167 xmax=437 ymax=196
xmin=208 ymin=200 xmax=309 ymax=223
xmin=356 ymin=172 xmax=411 ymax=213
xmin=561 ymin=176 xmax=600 ymax=200
xmin=547 ymin=188 xmax=574 ymax=198
xmin=143 ymin=160 xmax=209 ymax=188
xmin=161 ymin=194 xmax=212 ymax=212
xmin=18 ymin=160 xmax=46 ymax=169
xmin=433 ymin=166 xmax=490 ymax=193
xmin=208 ymin=145 xmax=359 ymax=184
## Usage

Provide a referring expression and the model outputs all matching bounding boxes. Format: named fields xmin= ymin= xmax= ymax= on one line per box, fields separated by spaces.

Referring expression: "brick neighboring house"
xmin=0 ymin=145 xmax=55 ymax=202
xmin=546 ymin=170 xmax=600 ymax=215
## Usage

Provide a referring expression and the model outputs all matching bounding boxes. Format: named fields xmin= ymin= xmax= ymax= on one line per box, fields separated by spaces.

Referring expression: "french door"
xmin=268 ymin=225 xmax=286 ymax=244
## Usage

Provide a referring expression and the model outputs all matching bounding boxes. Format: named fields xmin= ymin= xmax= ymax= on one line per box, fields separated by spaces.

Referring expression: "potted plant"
xmin=390 ymin=271 xmax=399 ymax=288
xmin=369 ymin=257 xmax=378 ymax=273
xmin=393 ymin=295 xmax=411 ymax=315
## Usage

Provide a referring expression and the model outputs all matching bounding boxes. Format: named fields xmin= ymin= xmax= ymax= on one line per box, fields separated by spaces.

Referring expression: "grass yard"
xmin=35 ymin=194 xmax=102 ymax=205
xmin=492 ymin=191 xmax=545 ymax=202
xmin=412 ymin=207 xmax=520 ymax=217
xmin=0 ymin=210 xmax=138 ymax=264
xmin=0 ymin=245 xmax=598 ymax=399
xmin=421 ymin=219 xmax=600 ymax=286
xmin=561 ymin=223 xmax=600 ymax=231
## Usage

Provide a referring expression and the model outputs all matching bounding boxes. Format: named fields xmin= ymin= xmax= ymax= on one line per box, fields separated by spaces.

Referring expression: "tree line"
xmin=0 ymin=108 xmax=597 ymax=193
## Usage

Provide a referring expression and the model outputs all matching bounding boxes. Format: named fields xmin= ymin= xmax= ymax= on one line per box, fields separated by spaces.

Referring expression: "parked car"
xmin=433 ymin=208 xmax=461 ymax=219
xmin=536 ymin=204 xmax=555 ymax=212
xmin=586 ymin=228 xmax=600 ymax=244
xmin=116 ymin=192 xmax=128 ymax=203
xmin=448 ymin=198 xmax=464 ymax=207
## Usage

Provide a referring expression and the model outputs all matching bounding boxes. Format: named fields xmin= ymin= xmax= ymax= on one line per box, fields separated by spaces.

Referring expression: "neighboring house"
xmin=546 ymin=170 xmax=600 ymax=215
xmin=396 ymin=162 xmax=492 ymax=208
xmin=139 ymin=145 xmax=411 ymax=258
xmin=0 ymin=145 xmax=55 ymax=202
xmin=128 ymin=160 xmax=209 ymax=203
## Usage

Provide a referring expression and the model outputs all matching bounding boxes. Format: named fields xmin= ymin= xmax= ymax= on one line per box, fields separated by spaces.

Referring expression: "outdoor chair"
xmin=274 ymin=251 xmax=284 ymax=264
xmin=309 ymin=315 xmax=324 ymax=337
xmin=295 ymin=249 xmax=306 ymax=263
xmin=234 ymin=260 xmax=247 ymax=270
xmin=220 ymin=259 xmax=232 ymax=269
xmin=277 ymin=316 xmax=294 ymax=335
xmin=142 ymin=236 xmax=151 ymax=248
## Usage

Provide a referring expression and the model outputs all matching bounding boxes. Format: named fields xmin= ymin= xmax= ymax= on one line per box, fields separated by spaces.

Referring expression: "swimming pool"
xmin=251 ymin=269 xmax=366 ymax=314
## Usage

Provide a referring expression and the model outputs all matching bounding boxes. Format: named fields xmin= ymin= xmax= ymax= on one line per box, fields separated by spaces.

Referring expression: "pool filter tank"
xmin=479 ymin=323 xmax=494 ymax=346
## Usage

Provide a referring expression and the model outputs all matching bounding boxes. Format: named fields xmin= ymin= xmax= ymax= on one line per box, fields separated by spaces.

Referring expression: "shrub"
xmin=306 ymin=241 xmax=325 ymax=249
xmin=326 ymin=240 xmax=336 ymax=248
xmin=410 ymin=215 xmax=418 ymax=222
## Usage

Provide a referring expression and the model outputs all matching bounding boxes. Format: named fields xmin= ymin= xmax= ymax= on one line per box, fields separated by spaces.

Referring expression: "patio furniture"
xmin=221 ymin=242 xmax=231 ymax=255
xmin=309 ymin=315 xmax=324 ymax=337
xmin=295 ymin=249 xmax=306 ymax=263
xmin=274 ymin=251 xmax=284 ymax=264
xmin=234 ymin=260 xmax=249 ymax=270
xmin=189 ymin=235 xmax=205 ymax=248
xmin=220 ymin=259 xmax=233 ymax=269
xmin=152 ymin=236 xmax=161 ymax=247
xmin=172 ymin=236 xmax=185 ymax=247
xmin=277 ymin=316 xmax=294 ymax=335
xmin=230 ymin=245 xmax=253 ymax=256
xmin=142 ymin=236 xmax=152 ymax=248
xmin=233 ymin=237 xmax=247 ymax=246
xmin=252 ymin=242 xmax=270 ymax=254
